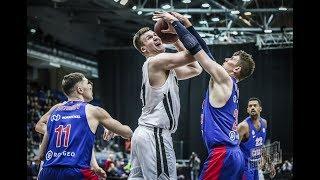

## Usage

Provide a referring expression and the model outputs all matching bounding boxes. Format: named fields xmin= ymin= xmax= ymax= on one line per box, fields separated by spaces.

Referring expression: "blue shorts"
xmin=242 ymin=169 xmax=259 ymax=180
xmin=38 ymin=166 xmax=98 ymax=180
xmin=199 ymin=145 xmax=244 ymax=180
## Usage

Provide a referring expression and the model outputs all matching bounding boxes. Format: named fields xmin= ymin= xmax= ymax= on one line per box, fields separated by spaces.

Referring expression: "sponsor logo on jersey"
xmin=61 ymin=115 xmax=81 ymax=119
xmin=46 ymin=150 xmax=53 ymax=160
xmin=51 ymin=114 xmax=61 ymax=121
xmin=45 ymin=150 xmax=76 ymax=160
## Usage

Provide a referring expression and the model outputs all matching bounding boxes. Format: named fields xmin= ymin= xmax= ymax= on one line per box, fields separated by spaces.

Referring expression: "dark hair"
xmin=248 ymin=97 xmax=262 ymax=107
xmin=61 ymin=72 xmax=85 ymax=96
xmin=133 ymin=27 xmax=150 ymax=53
xmin=233 ymin=50 xmax=255 ymax=81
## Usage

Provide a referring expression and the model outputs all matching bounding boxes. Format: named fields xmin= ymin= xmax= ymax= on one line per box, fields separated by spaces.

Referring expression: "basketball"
xmin=154 ymin=19 xmax=178 ymax=44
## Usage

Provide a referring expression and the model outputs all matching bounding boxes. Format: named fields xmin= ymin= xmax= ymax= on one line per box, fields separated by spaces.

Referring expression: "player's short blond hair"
xmin=133 ymin=27 xmax=150 ymax=53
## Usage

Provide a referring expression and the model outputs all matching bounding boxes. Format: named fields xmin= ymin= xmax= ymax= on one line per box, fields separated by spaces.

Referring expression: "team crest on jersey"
xmin=262 ymin=128 xmax=265 ymax=133
xmin=229 ymin=131 xmax=236 ymax=141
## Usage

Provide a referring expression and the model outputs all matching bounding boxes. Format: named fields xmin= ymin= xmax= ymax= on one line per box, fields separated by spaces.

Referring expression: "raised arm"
xmin=93 ymin=106 xmax=132 ymax=139
xmin=172 ymin=40 xmax=202 ymax=80
xmin=170 ymin=12 xmax=214 ymax=60
xmin=149 ymin=50 xmax=196 ymax=71
xmin=153 ymin=12 xmax=230 ymax=84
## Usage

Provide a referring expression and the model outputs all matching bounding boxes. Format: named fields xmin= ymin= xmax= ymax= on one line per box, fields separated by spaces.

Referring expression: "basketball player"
xmin=238 ymin=97 xmax=275 ymax=179
xmin=128 ymin=18 xmax=203 ymax=179
xmin=35 ymin=107 xmax=113 ymax=178
xmin=36 ymin=72 xmax=133 ymax=180
xmin=153 ymin=11 xmax=255 ymax=180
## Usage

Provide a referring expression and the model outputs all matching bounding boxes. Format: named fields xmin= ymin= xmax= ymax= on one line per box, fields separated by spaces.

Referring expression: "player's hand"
xmin=169 ymin=12 xmax=192 ymax=27
xmin=103 ymin=128 xmax=118 ymax=141
xmin=92 ymin=166 xmax=107 ymax=179
xmin=153 ymin=11 xmax=179 ymax=24
xmin=162 ymin=23 xmax=177 ymax=35
xmin=34 ymin=155 xmax=43 ymax=165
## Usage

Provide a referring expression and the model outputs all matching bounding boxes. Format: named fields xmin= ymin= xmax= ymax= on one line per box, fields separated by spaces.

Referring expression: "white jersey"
xmin=138 ymin=57 xmax=180 ymax=133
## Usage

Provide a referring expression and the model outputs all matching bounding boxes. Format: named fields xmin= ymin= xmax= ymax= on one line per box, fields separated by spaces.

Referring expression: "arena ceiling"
xmin=27 ymin=0 xmax=293 ymax=55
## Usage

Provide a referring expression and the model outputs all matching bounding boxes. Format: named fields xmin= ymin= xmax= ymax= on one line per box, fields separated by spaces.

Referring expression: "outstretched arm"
xmin=172 ymin=40 xmax=202 ymax=80
xmin=94 ymin=106 xmax=133 ymax=139
xmin=170 ymin=12 xmax=214 ymax=60
xmin=153 ymin=12 xmax=230 ymax=83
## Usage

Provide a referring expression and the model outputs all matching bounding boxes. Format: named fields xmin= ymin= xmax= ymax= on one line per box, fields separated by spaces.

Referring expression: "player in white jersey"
xmin=129 ymin=25 xmax=202 ymax=180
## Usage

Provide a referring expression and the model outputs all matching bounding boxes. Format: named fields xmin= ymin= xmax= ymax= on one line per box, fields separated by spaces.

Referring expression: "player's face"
xmin=140 ymin=30 xmax=165 ymax=55
xmin=79 ymin=78 xmax=93 ymax=102
xmin=222 ymin=55 xmax=241 ymax=75
xmin=247 ymin=100 xmax=262 ymax=116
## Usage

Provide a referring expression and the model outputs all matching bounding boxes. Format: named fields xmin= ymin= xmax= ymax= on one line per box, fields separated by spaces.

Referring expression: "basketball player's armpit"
xmin=171 ymin=21 xmax=202 ymax=55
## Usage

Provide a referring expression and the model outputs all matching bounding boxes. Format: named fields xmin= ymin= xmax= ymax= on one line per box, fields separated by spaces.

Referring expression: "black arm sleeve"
xmin=187 ymin=26 xmax=214 ymax=60
xmin=171 ymin=21 xmax=202 ymax=55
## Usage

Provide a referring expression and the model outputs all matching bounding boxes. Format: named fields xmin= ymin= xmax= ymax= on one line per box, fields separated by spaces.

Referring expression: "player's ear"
xmin=141 ymin=46 xmax=147 ymax=53
xmin=76 ymin=86 xmax=83 ymax=94
xmin=233 ymin=66 xmax=241 ymax=74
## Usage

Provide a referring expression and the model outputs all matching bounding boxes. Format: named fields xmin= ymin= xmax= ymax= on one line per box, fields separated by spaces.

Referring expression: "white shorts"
xmin=128 ymin=125 xmax=177 ymax=180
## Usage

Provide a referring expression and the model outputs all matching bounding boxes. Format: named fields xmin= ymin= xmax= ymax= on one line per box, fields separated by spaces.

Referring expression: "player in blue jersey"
xmin=36 ymin=72 xmax=133 ymax=180
xmin=153 ymin=11 xmax=255 ymax=180
xmin=238 ymin=97 xmax=275 ymax=180
xmin=35 ymin=105 xmax=114 ymax=178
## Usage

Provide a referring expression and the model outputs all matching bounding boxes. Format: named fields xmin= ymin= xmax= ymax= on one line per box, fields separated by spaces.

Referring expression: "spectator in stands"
xmin=189 ymin=152 xmax=201 ymax=180
xmin=282 ymin=159 xmax=293 ymax=177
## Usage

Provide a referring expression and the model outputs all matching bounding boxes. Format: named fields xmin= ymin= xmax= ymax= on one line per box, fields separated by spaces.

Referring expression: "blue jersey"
xmin=43 ymin=101 xmax=95 ymax=169
xmin=200 ymin=77 xmax=240 ymax=151
xmin=240 ymin=117 xmax=267 ymax=170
